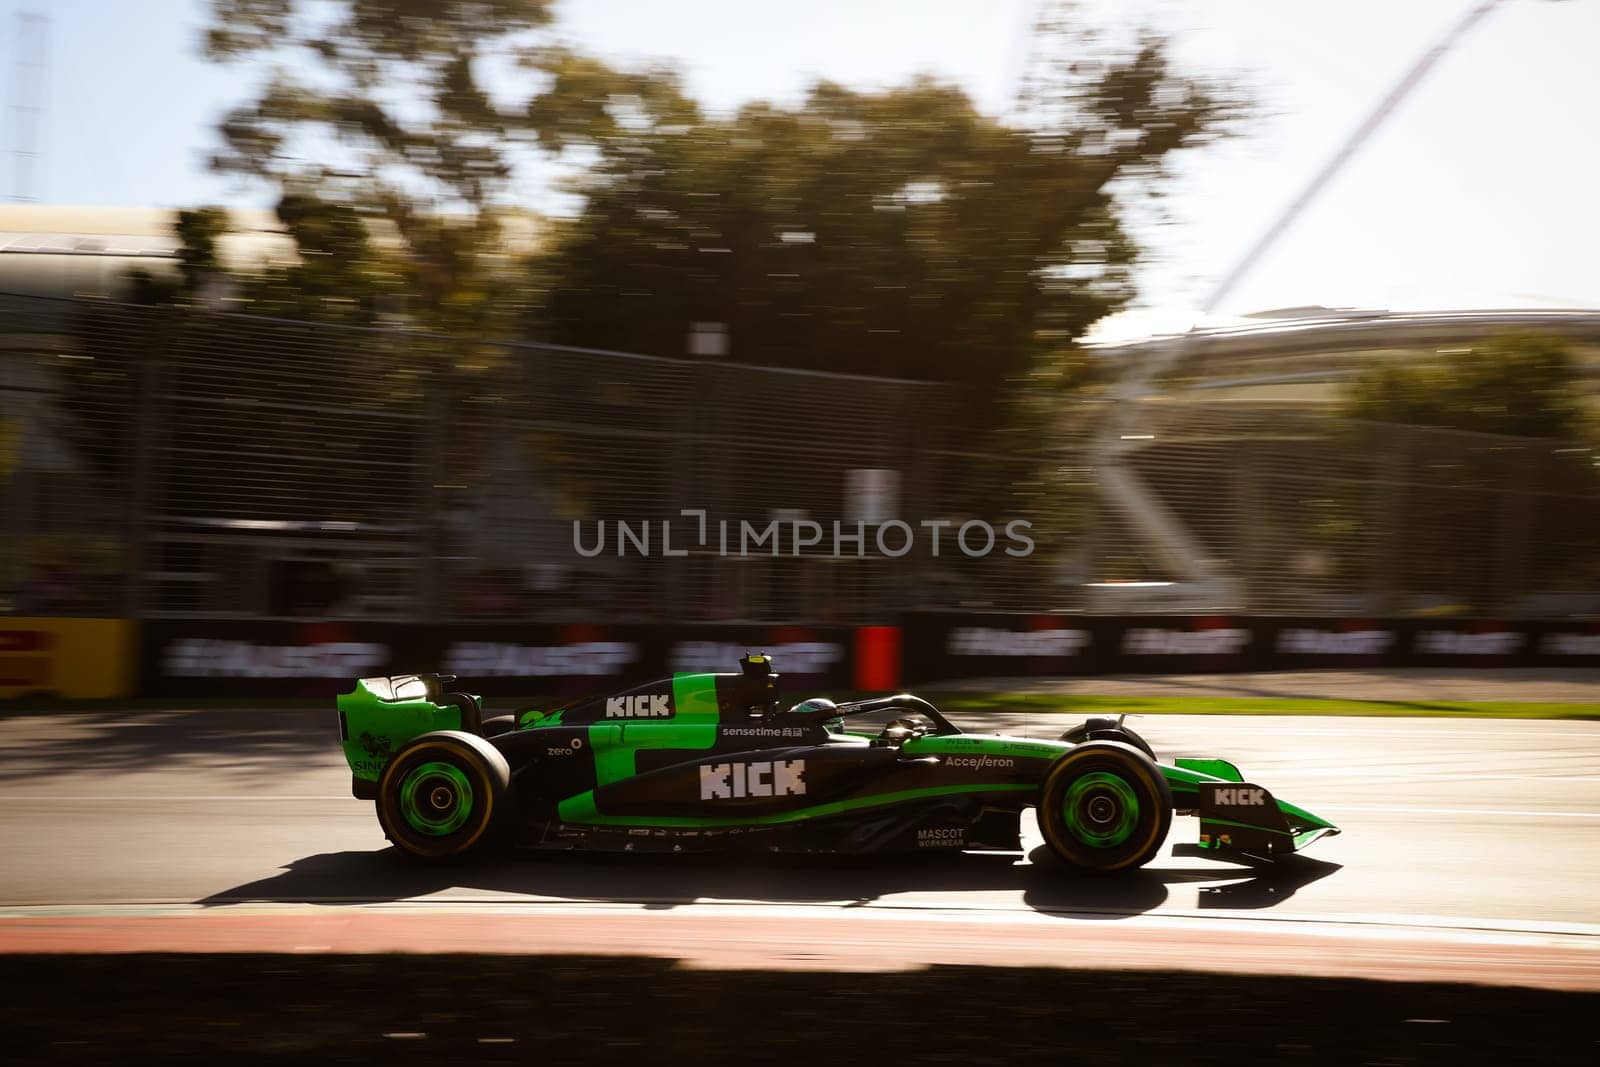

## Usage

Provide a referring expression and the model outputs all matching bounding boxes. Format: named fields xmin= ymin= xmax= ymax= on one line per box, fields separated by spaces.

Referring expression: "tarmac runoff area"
xmin=0 ymin=669 xmax=1597 ymax=1019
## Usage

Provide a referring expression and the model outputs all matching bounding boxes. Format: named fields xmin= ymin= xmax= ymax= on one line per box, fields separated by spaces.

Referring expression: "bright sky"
xmin=5 ymin=0 xmax=1598 ymax=337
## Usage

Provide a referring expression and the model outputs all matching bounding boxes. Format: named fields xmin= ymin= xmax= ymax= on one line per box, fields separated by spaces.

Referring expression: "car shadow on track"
xmin=198 ymin=846 xmax=1341 ymax=919
xmin=0 ymin=707 xmax=335 ymax=784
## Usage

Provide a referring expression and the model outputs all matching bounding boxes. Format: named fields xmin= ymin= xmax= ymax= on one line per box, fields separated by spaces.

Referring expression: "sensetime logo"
xmin=573 ymin=509 xmax=1034 ymax=559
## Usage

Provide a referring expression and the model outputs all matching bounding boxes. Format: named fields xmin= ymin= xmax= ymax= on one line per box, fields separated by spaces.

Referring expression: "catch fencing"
xmin=2 ymin=290 xmax=1595 ymax=622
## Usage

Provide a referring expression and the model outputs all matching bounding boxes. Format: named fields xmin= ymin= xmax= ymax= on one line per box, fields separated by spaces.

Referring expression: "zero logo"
xmin=546 ymin=736 xmax=586 ymax=757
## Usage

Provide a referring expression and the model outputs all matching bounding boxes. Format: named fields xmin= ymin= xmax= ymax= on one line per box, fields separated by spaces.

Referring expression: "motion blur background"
xmin=1 ymin=0 xmax=1597 ymax=696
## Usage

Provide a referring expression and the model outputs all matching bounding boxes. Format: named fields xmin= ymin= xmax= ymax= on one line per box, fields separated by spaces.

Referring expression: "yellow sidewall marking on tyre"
xmin=1041 ymin=749 xmax=1164 ymax=870
xmin=380 ymin=741 xmax=496 ymax=857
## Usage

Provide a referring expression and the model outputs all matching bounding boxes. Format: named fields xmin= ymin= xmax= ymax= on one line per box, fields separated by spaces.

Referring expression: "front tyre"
xmin=376 ymin=731 xmax=510 ymax=860
xmin=1038 ymin=740 xmax=1172 ymax=874
xmin=1059 ymin=717 xmax=1156 ymax=760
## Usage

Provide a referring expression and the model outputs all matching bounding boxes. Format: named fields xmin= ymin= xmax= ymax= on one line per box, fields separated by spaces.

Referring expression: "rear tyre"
xmin=443 ymin=692 xmax=483 ymax=735
xmin=376 ymin=731 xmax=510 ymax=860
xmin=481 ymin=715 xmax=517 ymax=738
xmin=1038 ymin=740 xmax=1172 ymax=874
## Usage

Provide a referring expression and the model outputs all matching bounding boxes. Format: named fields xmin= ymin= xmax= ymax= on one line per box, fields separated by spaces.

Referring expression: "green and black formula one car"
xmin=337 ymin=653 xmax=1338 ymax=873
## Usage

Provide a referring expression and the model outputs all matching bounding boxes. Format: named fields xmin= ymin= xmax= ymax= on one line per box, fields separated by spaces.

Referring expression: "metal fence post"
xmin=663 ymin=362 xmax=701 ymax=615
xmin=1374 ymin=424 xmax=1410 ymax=616
xmin=1233 ymin=444 xmax=1262 ymax=612
xmin=122 ymin=306 xmax=174 ymax=620
xmin=1494 ymin=443 xmax=1535 ymax=615
xmin=903 ymin=385 xmax=943 ymax=615
xmin=418 ymin=346 xmax=451 ymax=622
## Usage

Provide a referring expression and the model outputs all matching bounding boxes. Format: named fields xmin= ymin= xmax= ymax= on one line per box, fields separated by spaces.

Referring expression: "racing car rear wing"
xmin=337 ymin=675 xmax=475 ymax=796
xmin=353 ymin=674 xmax=457 ymax=705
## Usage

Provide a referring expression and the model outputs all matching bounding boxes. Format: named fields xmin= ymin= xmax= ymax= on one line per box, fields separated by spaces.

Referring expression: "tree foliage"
xmin=202 ymin=0 xmax=692 ymax=331
xmin=202 ymin=1 xmax=1238 ymax=391
xmin=1343 ymin=331 xmax=1591 ymax=441
xmin=536 ymin=38 xmax=1237 ymax=412
xmin=191 ymin=6 xmax=1241 ymax=401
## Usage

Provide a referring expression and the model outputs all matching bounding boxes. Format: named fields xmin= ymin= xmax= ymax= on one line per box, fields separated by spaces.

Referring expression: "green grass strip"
xmin=8 ymin=691 xmax=1597 ymax=720
xmin=927 ymin=692 xmax=1600 ymax=720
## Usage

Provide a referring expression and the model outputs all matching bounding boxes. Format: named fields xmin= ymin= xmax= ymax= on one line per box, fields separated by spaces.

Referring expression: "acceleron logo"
xmin=942 ymin=755 xmax=1016 ymax=771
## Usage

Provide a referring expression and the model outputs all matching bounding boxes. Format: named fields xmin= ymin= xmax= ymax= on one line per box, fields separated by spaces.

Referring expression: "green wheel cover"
xmin=398 ymin=760 xmax=474 ymax=836
xmin=1061 ymin=770 xmax=1140 ymax=848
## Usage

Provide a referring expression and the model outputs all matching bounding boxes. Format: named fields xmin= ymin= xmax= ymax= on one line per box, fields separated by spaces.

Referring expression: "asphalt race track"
xmin=2 ymin=705 xmax=1598 ymax=989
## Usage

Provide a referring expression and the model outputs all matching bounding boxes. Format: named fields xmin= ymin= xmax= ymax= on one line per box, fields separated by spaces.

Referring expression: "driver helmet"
xmin=874 ymin=716 xmax=929 ymax=747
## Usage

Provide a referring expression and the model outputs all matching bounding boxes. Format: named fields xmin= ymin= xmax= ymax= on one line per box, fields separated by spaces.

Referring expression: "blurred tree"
xmin=126 ymin=207 xmax=231 ymax=306
xmin=202 ymin=0 xmax=693 ymax=332
xmin=1343 ymin=331 xmax=1591 ymax=440
xmin=534 ymin=31 xmax=1238 ymax=416
xmin=231 ymin=195 xmax=403 ymax=323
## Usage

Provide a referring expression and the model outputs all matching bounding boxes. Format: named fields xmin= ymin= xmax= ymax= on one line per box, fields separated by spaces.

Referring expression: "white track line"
xmin=3 ymin=899 xmax=1599 ymax=944
xmin=0 ymin=795 xmax=349 ymax=802
xmin=1319 ymin=804 xmax=1600 ymax=818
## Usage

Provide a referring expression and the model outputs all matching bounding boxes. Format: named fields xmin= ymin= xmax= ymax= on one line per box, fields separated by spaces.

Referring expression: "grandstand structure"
xmin=1097 ymin=307 xmax=1600 ymax=408
xmin=0 ymin=205 xmax=291 ymax=298
xmin=1077 ymin=308 xmax=1600 ymax=616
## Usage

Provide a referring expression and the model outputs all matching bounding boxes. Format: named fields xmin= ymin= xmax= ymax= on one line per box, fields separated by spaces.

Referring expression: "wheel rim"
xmin=398 ymin=761 xmax=473 ymax=836
xmin=1062 ymin=771 xmax=1140 ymax=848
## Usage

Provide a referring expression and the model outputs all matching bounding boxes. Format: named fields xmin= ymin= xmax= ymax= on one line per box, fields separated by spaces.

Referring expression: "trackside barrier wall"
xmin=899 ymin=614 xmax=1600 ymax=682
xmin=139 ymin=620 xmax=859 ymax=699
xmin=0 ymin=617 xmax=136 ymax=699
xmin=127 ymin=616 xmax=1600 ymax=700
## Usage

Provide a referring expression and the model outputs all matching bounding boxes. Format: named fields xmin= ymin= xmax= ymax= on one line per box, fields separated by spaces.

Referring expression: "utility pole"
xmin=1089 ymin=0 xmax=1508 ymax=598
xmin=7 ymin=10 xmax=48 ymax=203
xmin=1201 ymin=0 xmax=1506 ymax=317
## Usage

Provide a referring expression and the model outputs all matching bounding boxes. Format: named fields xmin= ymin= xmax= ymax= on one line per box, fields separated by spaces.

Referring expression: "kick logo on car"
xmin=1212 ymin=787 xmax=1266 ymax=806
xmin=606 ymin=693 xmax=671 ymax=718
xmin=699 ymin=759 xmax=807 ymax=800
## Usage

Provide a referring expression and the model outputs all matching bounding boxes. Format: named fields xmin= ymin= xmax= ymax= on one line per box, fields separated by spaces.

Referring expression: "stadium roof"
xmin=0 ymin=205 xmax=293 ymax=299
